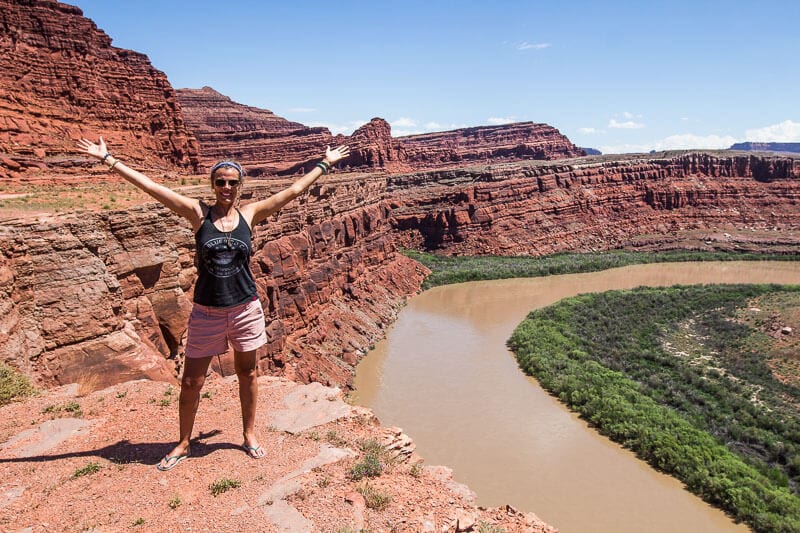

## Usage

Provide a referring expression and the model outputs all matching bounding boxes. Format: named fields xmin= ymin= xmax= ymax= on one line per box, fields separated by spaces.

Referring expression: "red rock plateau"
xmin=176 ymin=88 xmax=584 ymax=176
xmin=0 ymin=0 xmax=198 ymax=183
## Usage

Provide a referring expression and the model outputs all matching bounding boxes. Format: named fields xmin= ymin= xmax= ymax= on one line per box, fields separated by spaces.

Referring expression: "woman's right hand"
xmin=76 ymin=137 xmax=108 ymax=161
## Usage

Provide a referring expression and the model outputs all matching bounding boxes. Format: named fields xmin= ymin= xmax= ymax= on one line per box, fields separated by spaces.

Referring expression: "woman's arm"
xmin=241 ymin=145 xmax=350 ymax=227
xmin=76 ymin=137 xmax=203 ymax=227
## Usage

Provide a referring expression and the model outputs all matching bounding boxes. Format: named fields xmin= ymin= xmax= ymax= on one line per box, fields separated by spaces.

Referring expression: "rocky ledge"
xmin=0 ymin=377 xmax=554 ymax=532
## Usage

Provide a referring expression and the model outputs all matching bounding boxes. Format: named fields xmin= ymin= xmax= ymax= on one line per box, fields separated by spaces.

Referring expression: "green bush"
xmin=209 ymin=478 xmax=241 ymax=496
xmin=0 ymin=362 xmax=36 ymax=405
xmin=349 ymin=453 xmax=383 ymax=480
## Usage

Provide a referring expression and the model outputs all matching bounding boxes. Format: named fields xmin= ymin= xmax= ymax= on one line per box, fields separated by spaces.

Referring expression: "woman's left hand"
xmin=324 ymin=145 xmax=350 ymax=165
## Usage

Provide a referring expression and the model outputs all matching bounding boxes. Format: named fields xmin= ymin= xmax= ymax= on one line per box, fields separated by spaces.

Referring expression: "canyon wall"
xmin=0 ymin=175 xmax=427 ymax=389
xmin=175 ymin=87 xmax=333 ymax=176
xmin=389 ymin=153 xmax=800 ymax=255
xmin=0 ymin=0 xmax=198 ymax=182
xmin=395 ymin=122 xmax=585 ymax=166
xmin=176 ymin=89 xmax=584 ymax=175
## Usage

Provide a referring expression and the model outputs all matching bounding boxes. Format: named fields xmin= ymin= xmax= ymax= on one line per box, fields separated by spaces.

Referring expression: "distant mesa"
xmin=729 ymin=142 xmax=800 ymax=154
xmin=580 ymin=147 xmax=602 ymax=156
xmin=177 ymin=87 xmax=586 ymax=175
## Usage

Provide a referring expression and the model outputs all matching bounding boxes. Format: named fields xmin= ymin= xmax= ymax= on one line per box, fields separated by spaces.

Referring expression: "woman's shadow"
xmin=0 ymin=429 xmax=235 ymax=466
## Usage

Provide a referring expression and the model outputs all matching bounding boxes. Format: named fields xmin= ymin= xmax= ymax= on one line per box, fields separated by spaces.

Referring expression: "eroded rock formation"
xmin=175 ymin=87 xmax=333 ymax=176
xmin=389 ymin=153 xmax=800 ymax=255
xmin=0 ymin=0 xmax=198 ymax=182
xmin=176 ymin=88 xmax=584 ymax=175
xmin=0 ymin=176 xmax=427 ymax=390
xmin=395 ymin=122 xmax=585 ymax=167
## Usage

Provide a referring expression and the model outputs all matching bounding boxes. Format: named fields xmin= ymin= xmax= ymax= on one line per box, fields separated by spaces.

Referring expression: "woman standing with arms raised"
xmin=77 ymin=137 xmax=350 ymax=471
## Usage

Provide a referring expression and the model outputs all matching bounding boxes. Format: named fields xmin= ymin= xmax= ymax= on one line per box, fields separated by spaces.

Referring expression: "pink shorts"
xmin=185 ymin=298 xmax=267 ymax=358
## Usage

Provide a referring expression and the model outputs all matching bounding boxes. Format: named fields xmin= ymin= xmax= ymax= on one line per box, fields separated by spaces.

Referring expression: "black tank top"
xmin=194 ymin=207 xmax=257 ymax=307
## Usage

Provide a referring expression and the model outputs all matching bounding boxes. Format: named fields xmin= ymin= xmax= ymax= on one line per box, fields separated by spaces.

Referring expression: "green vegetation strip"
xmin=404 ymin=249 xmax=798 ymax=289
xmin=508 ymin=284 xmax=800 ymax=532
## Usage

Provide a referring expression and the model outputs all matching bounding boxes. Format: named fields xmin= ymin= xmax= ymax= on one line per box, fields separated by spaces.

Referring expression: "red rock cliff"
xmin=0 ymin=175 xmax=427 ymax=390
xmin=175 ymin=87 xmax=332 ymax=176
xmin=389 ymin=153 xmax=800 ymax=255
xmin=176 ymin=87 xmax=583 ymax=175
xmin=395 ymin=122 xmax=585 ymax=167
xmin=0 ymin=0 xmax=199 ymax=181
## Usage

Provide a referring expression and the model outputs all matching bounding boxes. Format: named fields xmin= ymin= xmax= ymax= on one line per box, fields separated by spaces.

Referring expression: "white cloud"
xmin=488 ymin=116 xmax=517 ymax=125
xmin=391 ymin=117 xmax=418 ymax=128
xmin=578 ymin=127 xmax=601 ymax=134
xmin=288 ymin=107 xmax=316 ymax=113
xmin=621 ymin=111 xmax=642 ymax=120
xmin=744 ymin=120 xmax=800 ymax=142
xmin=599 ymin=133 xmax=737 ymax=154
xmin=517 ymin=41 xmax=551 ymax=50
xmin=609 ymin=118 xmax=645 ymax=129
xmin=308 ymin=120 xmax=367 ymax=136
xmin=424 ymin=121 xmax=442 ymax=130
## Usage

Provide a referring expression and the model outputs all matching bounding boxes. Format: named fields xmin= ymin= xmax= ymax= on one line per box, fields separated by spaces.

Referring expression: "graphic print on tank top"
xmin=199 ymin=236 xmax=250 ymax=278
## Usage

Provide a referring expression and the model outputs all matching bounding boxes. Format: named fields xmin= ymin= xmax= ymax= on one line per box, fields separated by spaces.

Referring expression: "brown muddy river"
xmin=353 ymin=262 xmax=800 ymax=533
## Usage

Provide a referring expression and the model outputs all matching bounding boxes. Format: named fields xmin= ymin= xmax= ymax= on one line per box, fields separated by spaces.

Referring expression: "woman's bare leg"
xmin=158 ymin=356 xmax=212 ymax=469
xmin=234 ymin=349 xmax=264 ymax=458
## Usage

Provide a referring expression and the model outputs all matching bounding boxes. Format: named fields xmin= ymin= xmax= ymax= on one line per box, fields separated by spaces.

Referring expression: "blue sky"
xmin=70 ymin=0 xmax=799 ymax=154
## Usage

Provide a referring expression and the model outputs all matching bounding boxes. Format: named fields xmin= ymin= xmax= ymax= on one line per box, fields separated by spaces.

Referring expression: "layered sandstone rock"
xmin=176 ymin=87 xmax=583 ymax=175
xmin=389 ymin=153 xmax=800 ymax=255
xmin=175 ymin=87 xmax=333 ymax=176
xmin=395 ymin=122 xmax=585 ymax=167
xmin=0 ymin=0 xmax=198 ymax=182
xmin=0 ymin=174 xmax=427 ymax=390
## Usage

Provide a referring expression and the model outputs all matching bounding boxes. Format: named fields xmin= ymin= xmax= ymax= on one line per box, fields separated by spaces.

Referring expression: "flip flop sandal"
xmin=242 ymin=443 xmax=266 ymax=459
xmin=157 ymin=453 xmax=188 ymax=471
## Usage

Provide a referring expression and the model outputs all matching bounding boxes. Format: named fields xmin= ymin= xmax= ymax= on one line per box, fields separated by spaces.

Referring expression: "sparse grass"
xmin=168 ymin=495 xmax=181 ymax=509
xmin=349 ymin=441 xmax=385 ymax=480
xmin=409 ymin=462 xmax=423 ymax=478
xmin=356 ymin=482 xmax=390 ymax=510
xmin=76 ymin=372 xmax=101 ymax=397
xmin=326 ymin=430 xmax=348 ymax=447
xmin=209 ymin=478 xmax=241 ymax=496
xmin=0 ymin=362 xmax=36 ymax=405
xmin=42 ymin=401 xmax=83 ymax=418
xmin=201 ymin=391 xmax=212 ymax=399
xmin=159 ymin=398 xmax=171 ymax=407
xmin=130 ymin=517 xmax=145 ymax=527
xmin=63 ymin=401 xmax=83 ymax=417
xmin=476 ymin=523 xmax=506 ymax=533
xmin=72 ymin=462 xmax=101 ymax=478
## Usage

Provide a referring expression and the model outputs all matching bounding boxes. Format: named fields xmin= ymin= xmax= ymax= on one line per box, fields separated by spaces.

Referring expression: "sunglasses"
xmin=214 ymin=179 xmax=240 ymax=187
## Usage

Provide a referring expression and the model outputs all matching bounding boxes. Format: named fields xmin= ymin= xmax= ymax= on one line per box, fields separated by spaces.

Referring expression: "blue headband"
xmin=210 ymin=161 xmax=243 ymax=177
